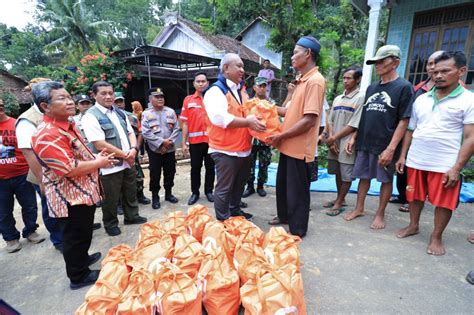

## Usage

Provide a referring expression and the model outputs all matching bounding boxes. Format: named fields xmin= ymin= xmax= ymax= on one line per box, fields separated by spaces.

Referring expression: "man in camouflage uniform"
xmin=242 ymin=77 xmax=273 ymax=198
xmin=114 ymin=92 xmax=151 ymax=205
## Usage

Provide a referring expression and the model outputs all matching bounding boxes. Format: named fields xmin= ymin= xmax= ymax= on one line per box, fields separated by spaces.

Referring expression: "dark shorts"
xmin=352 ymin=151 xmax=395 ymax=183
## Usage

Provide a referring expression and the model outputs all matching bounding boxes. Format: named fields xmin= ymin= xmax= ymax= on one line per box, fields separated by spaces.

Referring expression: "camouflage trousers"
xmin=135 ymin=156 xmax=144 ymax=194
xmin=247 ymin=145 xmax=272 ymax=186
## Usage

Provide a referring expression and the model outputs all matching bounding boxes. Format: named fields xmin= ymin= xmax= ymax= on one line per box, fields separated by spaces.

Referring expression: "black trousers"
xmin=276 ymin=153 xmax=311 ymax=237
xmin=189 ymin=142 xmax=215 ymax=194
xmin=147 ymin=145 xmax=176 ymax=194
xmin=396 ymin=168 xmax=407 ymax=203
xmin=211 ymin=152 xmax=252 ymax=220
xmin=58 ymin=204 xmax=95 ymax=283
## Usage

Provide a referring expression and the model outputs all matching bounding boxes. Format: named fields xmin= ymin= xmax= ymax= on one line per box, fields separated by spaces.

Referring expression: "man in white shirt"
xmin=203 ymin=53 xmax=265 ymax=221
xmin=395 ymin=51 xmax=474 ymax=256
xmin=82 ymin=81 xmax=147 ymax=236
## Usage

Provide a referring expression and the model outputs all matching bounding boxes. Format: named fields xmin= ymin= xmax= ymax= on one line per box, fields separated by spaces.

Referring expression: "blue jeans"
xmin=0 ymin=174 xmax=38 ymax=241
xmin=33 ymin=184 xmax=63 ymax=246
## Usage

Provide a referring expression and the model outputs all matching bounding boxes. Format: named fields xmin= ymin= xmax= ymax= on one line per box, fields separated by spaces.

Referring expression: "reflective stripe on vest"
xmin=188 ymin=131 xmax=208 ymax=138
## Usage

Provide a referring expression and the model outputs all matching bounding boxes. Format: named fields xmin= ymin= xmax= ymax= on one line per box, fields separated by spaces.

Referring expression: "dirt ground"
xmin=1 ymin=163 xmax=473 ymax=314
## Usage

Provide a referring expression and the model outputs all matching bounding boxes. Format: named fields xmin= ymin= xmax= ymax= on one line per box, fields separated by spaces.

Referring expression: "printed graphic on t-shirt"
xmin=365 ymin=91 xmax=394 ymax=112
xmin=0 ymin=135 xmax=16 ymax=161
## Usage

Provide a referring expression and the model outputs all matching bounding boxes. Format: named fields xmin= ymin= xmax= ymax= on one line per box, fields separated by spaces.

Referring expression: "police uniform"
xmin=141 ymin=88 xmax=180 ymax=207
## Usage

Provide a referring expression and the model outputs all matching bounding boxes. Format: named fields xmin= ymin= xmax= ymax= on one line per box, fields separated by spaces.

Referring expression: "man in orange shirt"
xmin=181 ymin=72 xmax=215 ymax=205
xmin=268 ymin=36 xmax=326 ymax=237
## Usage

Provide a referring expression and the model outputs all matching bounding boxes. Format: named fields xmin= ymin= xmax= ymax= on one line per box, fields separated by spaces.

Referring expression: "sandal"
xmin=389 ymin=197 xmax=405 ymax=204
xmin=399 ymin=203 xmax=409 ymax=213
xmin=268 ymin=216 xmax=287 ymax=225
xmin=323 ymin=200 xmax=347 ymax=208
xmin=325 ymin=207 xmax=346 ymax=217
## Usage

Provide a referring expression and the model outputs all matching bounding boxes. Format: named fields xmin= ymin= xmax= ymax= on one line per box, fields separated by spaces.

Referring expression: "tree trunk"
xmin=330 ymin=42 xmax=343 ymax=101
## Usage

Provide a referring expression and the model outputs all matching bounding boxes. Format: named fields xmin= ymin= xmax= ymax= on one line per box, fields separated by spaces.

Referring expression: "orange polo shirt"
xmin=279 ymin=67 xmax=325 ymax=162
xmin=180 ymin=92 xmax=208 ymax=144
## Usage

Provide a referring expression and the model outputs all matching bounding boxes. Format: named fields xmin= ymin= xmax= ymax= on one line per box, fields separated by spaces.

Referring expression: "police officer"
xmin=242 ymin=77 xmax=273 ymax=198
xmin=114 ymin=92 xmax=151 ymax=205
xmin=141 ymin=88 xmax=180 ymax=209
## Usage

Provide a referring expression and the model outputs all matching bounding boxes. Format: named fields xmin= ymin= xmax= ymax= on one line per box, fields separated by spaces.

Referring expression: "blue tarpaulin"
xmin=260 ymin=163 xmax=474 ymax=203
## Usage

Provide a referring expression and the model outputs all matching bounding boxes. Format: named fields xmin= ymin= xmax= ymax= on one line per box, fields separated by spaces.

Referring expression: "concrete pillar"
xmin=361 ymin=0 xmax=386 ymax=91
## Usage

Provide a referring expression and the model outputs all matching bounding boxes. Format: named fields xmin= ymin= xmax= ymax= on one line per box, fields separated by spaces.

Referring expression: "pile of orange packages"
xmin=243 ymin=99 xmax=281 ymax=144
xmin=76 ymin=205 xmax=306 ymax=315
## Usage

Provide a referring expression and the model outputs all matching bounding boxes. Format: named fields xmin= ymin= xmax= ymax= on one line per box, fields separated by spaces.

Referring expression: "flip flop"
xmin=399 ymin=203 xmax=409 ymax=212
xmin=268 ymin=216 xmax=288 ymax=225
xmin=467 ymin=234 xmax=474 ymax=244
xmin=325 ymin=207 xmax=346 ymax=216
xmin=323 ymin=201 xmax=347 ymax=208
xmin=389 ymin=197 xmax=405 ymax=204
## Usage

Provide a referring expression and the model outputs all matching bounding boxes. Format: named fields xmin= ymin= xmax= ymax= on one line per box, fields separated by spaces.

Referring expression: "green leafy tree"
xmin=37 ymin=0 xmax=109 ymax=52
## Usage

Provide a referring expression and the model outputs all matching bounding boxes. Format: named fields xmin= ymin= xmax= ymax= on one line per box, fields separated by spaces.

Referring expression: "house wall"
xmin=162 ymin=28 xmax=215 ymax=58
xmin=386 ymin=0 xmax=469 ymax=77
xmin=241 ymin=21 xmax=283 ymax=69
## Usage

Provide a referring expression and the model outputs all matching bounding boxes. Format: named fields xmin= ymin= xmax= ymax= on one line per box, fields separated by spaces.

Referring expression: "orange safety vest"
xmin=206 ymin=86 xmax=252 ymax=152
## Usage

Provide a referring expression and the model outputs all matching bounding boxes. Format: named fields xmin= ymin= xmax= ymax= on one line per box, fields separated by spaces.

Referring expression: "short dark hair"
xmin=91 ymin=81 xmax=113 ymax=94
xmin=434 ymin=51 xmax=467 ymax=68
xmin=344 ymin=66 xmax=363 ymax=80
xmin=263 ymin=59 xmax=270 ymax=63
xmin=194 ymin=72 xmax=207 ymax=80
xmin=32 ymin=81 xmax=64 ymax=113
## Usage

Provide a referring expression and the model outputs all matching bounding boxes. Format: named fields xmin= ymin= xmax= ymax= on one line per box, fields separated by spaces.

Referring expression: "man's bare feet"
xmin=343 ymin=209 xmax=364 ymax=221
xmin=396 ymin=225 xmax=419 ymax=238
xmin=467 ymin=233 xmax=474 ymax=244
xmin=370 ymin=215 xmax=385 ymax=230
xmin=427 ymin=236 xmax=445 ymax=256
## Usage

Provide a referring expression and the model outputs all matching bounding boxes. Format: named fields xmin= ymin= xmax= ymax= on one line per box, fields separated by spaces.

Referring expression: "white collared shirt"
xmin=203 ymin=78 xmax=251 ymax=157
xmin=82 ymin=103 xmax=134 ymax=175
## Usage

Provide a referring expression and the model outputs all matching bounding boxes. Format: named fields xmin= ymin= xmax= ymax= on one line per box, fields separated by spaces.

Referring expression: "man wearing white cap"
xmin=328 ymin=45 xmax=414 ymax=229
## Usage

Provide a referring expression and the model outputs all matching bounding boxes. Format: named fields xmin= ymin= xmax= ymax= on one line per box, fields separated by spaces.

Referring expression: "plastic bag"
xmin=126 ymin=233 xmax=174 ymax=274
xmin=155 ymin=262 xmax=202 ymax=315
xmin=172 ymin=233 xmax=204 ymax=280
xmin=75 ymin=279 xmax=123 ymax=315
xmin=163 ymin=211 xmax=187 ymax=244
xmin=116 ymin=269 xmax=157 ymax=315
xmin=184 ymin=204 xmax=214 ymax=242
xmin=233 ymin=230 xmax=268 ymax=284
xmin=135 ymin=220 xmax=165 ymax=248
xmin=243 ymin=98 xmax=281 ymax=144
xmin=263 ymin=227 xmax=301 ymax=272
xmin=98 ymin=244 xmax=132 ymax=290
xmin=202 ymin=221 xmax=237 ymax=265
xmin=197 ymin=238 xmax=240 ymax=315
xmin=240 ymin=265 xmax=307 ymax=315
xmin=224 ymin=216 xmax=265 ymax=246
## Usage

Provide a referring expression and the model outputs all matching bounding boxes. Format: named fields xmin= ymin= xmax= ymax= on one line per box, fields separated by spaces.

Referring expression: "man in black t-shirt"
xmin=327 ymin=45 xmax=414 ymax=229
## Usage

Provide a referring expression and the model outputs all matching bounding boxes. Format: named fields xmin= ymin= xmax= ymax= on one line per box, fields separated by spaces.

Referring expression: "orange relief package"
xmin=97 ymin=244 xmax=132 ymax=290
xmin=135 ymin=220 xmax=165 ymax=248
xmin=75 ymin=279 xmax=123 ymax=315
xmin=184 ymin=204 xmax=214 ymax=242
xmin=263 ymin=227 xmax=301 ymax=272
xmin=126 ymin=233 xmax=174 ymax=274
xmin=202 ymin=221 xmax=237 ymax=265
xmin=172 ymin=233 xmax=204 ymax=280
xmin=224 ymin=216 xmax=264 ymax=246
xmin=243 ymin=98 xmax=281 ymax=144
xmin=198 ymin=241 xmax=240 ymax=315
xmin=116 ymin=269 xmax=157 ymax=315
xmin=232 ymin=230 xmax=268 ymax=284
xmin=240 ymin=265 xmax=307 ymax=315
xmin=155 ymin=262 xmax=202 ymax=315
xmin=163 ymin=211 xmax=187 ymax=243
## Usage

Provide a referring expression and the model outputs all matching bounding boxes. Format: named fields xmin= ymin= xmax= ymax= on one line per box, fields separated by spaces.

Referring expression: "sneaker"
xmin=6 ymin=240 xmax=22 ymax=253
xmin=27 ymin=232 xmax=46 ymax=244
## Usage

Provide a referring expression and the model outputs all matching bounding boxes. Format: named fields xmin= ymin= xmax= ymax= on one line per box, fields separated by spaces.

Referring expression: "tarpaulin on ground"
xmin=260 ymin=163 xmax=474 ymax=203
